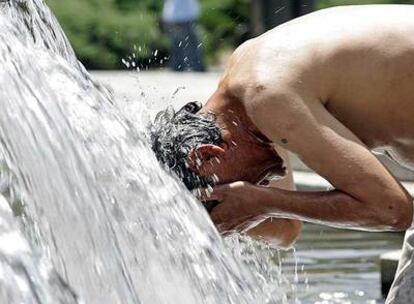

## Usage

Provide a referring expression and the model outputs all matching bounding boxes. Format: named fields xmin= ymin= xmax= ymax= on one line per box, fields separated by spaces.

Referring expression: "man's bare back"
xmin=221 ymin=5 xmax=414 ymax=169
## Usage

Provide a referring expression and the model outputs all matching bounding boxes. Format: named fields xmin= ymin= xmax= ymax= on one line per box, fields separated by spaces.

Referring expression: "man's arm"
xmin=213 ymin=91 xmax=413 ymax=232
xmin=249 ymin=91 xmax=413 ymax=230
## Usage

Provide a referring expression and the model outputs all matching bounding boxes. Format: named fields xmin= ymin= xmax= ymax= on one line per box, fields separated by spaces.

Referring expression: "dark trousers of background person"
xmin=164 ymin=21 xmax=205 ymax=72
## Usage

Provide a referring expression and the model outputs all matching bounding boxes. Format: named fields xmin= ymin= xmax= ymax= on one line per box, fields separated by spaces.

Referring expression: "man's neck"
xmin=202 ymin=89 xmax=272 ymax=144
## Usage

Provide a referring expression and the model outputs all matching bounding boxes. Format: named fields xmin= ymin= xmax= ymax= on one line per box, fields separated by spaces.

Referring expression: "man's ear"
xmin=187 ymin=144 xmax=225 ymax=174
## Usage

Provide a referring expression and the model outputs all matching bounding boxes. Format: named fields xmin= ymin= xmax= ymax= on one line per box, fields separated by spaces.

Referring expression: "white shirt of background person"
xmin=162 ymin=0 xmax=200 ymax=23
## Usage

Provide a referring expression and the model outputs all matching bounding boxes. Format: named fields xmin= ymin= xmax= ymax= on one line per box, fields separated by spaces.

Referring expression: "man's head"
xmin=151 ymin=101 xmax=285 ymax=190
xmin=151 ymin=101 xmax=222 ymax=189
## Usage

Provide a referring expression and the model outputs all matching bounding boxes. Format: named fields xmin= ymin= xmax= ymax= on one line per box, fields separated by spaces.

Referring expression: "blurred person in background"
xmin=161 ymin=0 xmax=205 ymax=72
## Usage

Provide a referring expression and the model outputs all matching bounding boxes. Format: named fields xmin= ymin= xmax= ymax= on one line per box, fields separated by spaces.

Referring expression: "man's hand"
xmin=200 ymin=181 xmax=271 ymax=234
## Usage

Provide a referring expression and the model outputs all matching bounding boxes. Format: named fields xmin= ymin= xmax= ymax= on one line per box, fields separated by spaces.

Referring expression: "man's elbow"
xmin=278 ymin=220 xmax=303 ymax=249
xmin=247 ymin=219 xmax=302 ymax=249
xmin=389 ymin=207 xmax=412 ymax=231
xmin=379 ymin=194 xmax=413 ymax=231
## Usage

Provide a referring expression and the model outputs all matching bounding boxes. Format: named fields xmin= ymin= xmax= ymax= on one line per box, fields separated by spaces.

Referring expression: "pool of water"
xmin=278 ymin=224 xmax=404 ymax=303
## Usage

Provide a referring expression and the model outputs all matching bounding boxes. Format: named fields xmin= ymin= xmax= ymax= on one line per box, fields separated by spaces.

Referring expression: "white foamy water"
xmin=0 ymin=1 xmax=286 ymax=303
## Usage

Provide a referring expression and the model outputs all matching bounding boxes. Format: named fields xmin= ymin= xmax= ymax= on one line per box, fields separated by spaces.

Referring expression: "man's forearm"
xmin=262 ymin=187 xmax=412 ymax=231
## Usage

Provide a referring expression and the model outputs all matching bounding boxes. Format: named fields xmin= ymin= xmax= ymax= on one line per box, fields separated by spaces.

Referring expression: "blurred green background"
xmin=45 ymin=0 xmax=414 ymax=70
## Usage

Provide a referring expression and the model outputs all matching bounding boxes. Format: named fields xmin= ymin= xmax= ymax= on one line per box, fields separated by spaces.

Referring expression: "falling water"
xmin=0 ymin=0 xmax=285 ymax=303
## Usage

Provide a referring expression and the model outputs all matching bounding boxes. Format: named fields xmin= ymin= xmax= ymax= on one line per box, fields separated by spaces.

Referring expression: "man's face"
xmin=187 ymin=99 xmax=286 ymax=187
xmin=215 ymin=132 xmax=285 ymax=185
xmin=191 ymin=126 xmax=286 ymax=186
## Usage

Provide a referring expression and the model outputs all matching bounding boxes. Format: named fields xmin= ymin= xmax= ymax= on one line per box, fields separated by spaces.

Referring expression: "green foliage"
xmin=200 ymin=0 xmax=250 ymax=62
xmin=46 ymin=0 xmax=167 ymax=69
xmin=45 ymin=0 xmax=250 ymax=69
xmin=45 ymin=0 xmax=414 ymax=69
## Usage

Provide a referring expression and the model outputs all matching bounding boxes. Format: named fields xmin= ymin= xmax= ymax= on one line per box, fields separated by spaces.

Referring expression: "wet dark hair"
xmin=150 ymin=102 xmax=223 ymax=190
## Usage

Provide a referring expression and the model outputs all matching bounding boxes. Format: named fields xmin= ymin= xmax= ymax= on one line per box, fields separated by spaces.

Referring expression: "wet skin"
xmin=189 ymin=5 xmax=414 ymax=246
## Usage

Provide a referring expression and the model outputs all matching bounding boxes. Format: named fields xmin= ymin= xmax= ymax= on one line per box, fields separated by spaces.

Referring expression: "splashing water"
xmin=0 ymin=0 xmax=287 ymax=303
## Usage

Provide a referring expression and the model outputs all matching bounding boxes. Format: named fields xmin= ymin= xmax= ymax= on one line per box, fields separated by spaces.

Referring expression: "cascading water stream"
xmin=0 ymin=0 xmax=286 ymax=303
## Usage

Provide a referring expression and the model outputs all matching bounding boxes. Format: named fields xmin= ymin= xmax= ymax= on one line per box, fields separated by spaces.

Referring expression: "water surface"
xmin=281 ymin=224 xmax=403 ymax=303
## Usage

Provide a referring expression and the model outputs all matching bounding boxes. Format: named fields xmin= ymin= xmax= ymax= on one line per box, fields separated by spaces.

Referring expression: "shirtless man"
xmin=151 ymin=5 xmax=414 ymax=303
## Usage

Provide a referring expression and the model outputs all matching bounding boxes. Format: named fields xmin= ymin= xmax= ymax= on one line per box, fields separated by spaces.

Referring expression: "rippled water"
xmin=0 ymin=1 xmax=287 ymax=303
xmin=278 ymin=224 xmax=403 ymax=304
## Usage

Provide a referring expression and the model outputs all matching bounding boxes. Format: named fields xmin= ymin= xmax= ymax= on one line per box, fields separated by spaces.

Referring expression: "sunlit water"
xmin=277 ymin=224 xmax=403 ymax=304
xmin=0 ymin=0 xmax=288 ymax=303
